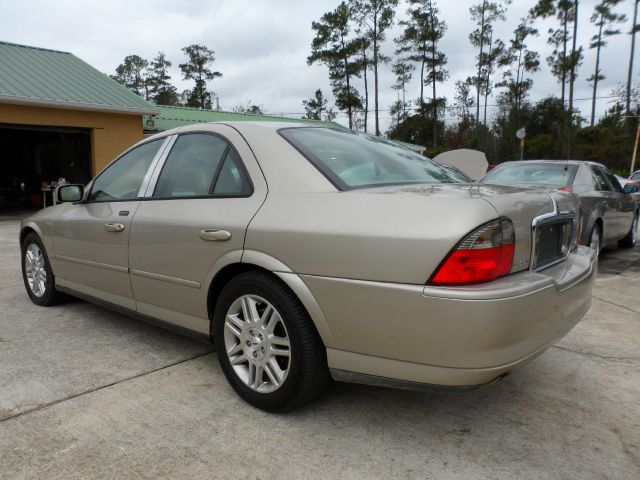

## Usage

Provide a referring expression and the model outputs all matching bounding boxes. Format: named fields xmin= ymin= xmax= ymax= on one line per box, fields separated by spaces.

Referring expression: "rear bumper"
xmin=302 ymin=245 xmax=597 ymax=387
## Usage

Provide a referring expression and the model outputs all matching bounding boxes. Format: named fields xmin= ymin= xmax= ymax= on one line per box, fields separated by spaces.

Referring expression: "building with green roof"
xmin=0 ymin=41 xmax=158 ymax=209
xmin=142 ymin=105 xmax=426 ymax=153
xmin=142 ymin=105 xmax=343 ymax=134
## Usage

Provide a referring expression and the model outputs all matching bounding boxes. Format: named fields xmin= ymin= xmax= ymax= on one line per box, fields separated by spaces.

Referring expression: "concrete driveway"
xmin=1 ymin=215 xmax=639 ymax=479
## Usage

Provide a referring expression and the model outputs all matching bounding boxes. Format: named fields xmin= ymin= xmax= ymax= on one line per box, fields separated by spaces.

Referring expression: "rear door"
xmin=52 ymin=137 xmax=170 ymax=308
xmin=128 ymin=126 xmax=267 ymax=334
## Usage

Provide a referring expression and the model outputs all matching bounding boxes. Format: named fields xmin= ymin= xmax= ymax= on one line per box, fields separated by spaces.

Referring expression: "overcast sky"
xmin=1 ymin=0 xmax=637 ymax=133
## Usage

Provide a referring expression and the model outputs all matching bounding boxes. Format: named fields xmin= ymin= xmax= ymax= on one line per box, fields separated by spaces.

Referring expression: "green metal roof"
xmin=143 ymin=106 xmax=427 ymax=154
xmin=0 ymin=41 xmax=159 ymax=115
xmin=144 ymin=105 xmax=343 ymax=132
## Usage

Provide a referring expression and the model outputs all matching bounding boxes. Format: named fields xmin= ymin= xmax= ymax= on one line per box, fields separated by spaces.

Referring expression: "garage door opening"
xmin=0 ymin=124 xmax=92 ymax=212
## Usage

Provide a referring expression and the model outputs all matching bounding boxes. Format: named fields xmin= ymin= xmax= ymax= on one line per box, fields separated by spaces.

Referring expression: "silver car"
xmin=480 ymin=160 xmax=639 ymax=255
xmin=20 ymin=123 xmax=597 ymax=411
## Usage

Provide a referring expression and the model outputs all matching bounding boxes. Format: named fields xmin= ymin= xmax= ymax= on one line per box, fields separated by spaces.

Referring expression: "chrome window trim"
xmin=139 ymin=135 xmax=177 ymax=198
xmin=530 ymin=195 xmax=575 ymax=272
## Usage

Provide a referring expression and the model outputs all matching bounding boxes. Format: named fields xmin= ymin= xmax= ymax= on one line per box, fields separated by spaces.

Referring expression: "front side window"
xmin=480 ymin=162 xmax=578 ymax=187
xmin=602 ymin=170 xmax=623 ymax=193
xmin=279 ymin=127 xmax=459 ymax=190
xmin=153 ymin=133 xmax=250 ymax=198
xmin=89 ymin=140 xmax=163 ymax=202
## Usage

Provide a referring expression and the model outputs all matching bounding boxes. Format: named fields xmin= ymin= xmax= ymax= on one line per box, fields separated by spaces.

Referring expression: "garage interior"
xmin=0 ymin=124 xmax=91 ymax=212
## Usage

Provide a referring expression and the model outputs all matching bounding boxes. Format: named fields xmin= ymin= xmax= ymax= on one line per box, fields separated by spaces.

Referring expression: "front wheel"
xmin=619 ymin=213 xmax=638 ymax=249
xmin=21 ymin=232 xmax=67 ymax=306
xmin=212 ymin=271 xmax=329 ymax=412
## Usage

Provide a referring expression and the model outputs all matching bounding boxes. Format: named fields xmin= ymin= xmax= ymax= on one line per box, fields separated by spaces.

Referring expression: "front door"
xmin=601 ymin=167 xmax=636 ymax=238
xmin=52 ymin=138 xmax=169 ymax=309
xmin=589 ymin=166 xmax=622 ymax=241
xmin=128 ymin=127 xmax=267 ymax=334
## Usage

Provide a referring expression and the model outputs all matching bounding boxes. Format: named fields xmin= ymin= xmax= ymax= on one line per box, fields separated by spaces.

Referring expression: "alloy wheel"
xmin=223 ymin=294 xmax=291 ymax=393
xmin=590 ymin=227 xmax=601 ymax=256
xmin=24 ymin=243 xmax=47 ymax=297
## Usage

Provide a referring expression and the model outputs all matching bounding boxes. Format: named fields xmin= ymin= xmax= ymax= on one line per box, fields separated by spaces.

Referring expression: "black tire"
xmin=212 ymin=271 xmax=329 ymax=412
xmin=619 ymin=212 xmax=638 ymax=249
xmin=21 ymin=232 xmax=67 ymax=306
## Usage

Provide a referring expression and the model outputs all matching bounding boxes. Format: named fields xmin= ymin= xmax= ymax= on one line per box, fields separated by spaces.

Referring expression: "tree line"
xmin=110 ymin=1 xmax=640 ymax=171
xmin=112 ymin=44 xmax=223 ymax=110
xmin=304 ymin=0 xmax=640 ymax=171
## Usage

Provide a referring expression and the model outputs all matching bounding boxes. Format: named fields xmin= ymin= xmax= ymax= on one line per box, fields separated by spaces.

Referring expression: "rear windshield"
xmin=279 ymin=127 xmax=461 ymax=190
xmin=480 ymin=162 xmax=578 ymax=187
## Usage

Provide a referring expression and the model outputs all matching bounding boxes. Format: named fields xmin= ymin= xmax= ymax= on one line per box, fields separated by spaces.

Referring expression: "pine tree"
xmin=391 ymin=60 xmax=414 ymax=120
xmin=147 ymin=52 xmax=180 ymax=106
xmin=530 ymin=0 xmax=574 ymax=108
xmin=396 ymin=0 xmax=448 ymax=147
xmin=308 ymin=2 xmax=363 ymax=129
xmin=302 ymin=89 xmax=336 ymax=121
xmin=497 ymin=18 xmax=540 ymax=128
xmin=112 ymin=55 xmax=149 ymax=99
xmin=588 ymin=0 xmax=626 ymax=126
xmin=350 ymin=0 xmax=398 ymax=136
xmin=626 ymin=0 xmax=639 ymax=114
xmin=469 ymin=1 xmax=509 ymax=127
xmin=179 ymin=45 xmax=222 ymax=109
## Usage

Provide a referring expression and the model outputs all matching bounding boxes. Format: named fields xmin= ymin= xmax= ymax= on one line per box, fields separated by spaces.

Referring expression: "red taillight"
xmin=429 ymin=218 xmax=515 ymax=286
xmin=559 ymin=187 xmax=572 ymax=192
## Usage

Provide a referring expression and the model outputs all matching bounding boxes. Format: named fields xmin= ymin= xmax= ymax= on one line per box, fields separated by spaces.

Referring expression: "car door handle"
xmin=200 ymin=229 xmax=232 ymax=241
xmin=104 ymin=223 xmax=125 ymax=233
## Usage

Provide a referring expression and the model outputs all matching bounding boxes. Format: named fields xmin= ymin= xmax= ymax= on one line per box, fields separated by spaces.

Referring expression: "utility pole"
xmin=631 ymin=120 xmax=640 ymax=175
xmin=517 ymin=127 xmax=526 ymax=161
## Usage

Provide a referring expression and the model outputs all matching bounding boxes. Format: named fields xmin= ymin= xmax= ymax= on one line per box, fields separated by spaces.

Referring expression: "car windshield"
xmin=631 ymin=172 xmax=640 ymax=180
xmin=480 ymin=162 xmax=578 ymax=187
xmin=279 ymin=127 xmax=460 ymax=190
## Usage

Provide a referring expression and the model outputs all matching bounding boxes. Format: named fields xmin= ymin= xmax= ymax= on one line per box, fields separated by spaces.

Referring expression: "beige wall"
xmin=0 ymin=103 xmax=144 ymax=175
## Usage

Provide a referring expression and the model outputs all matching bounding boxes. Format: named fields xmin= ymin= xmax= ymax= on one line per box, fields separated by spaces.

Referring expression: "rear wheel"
xmin=619 ymin=213 xmax=638 ymax=249
xmin=213 ymin=271 xmax=329 ymax=412
xmin=589 ymin=225 xmax=602 ymax=257
xmin=21 ymin=232 xmax=66 ymax=306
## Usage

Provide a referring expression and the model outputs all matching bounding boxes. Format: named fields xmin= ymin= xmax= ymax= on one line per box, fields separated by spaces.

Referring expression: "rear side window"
xmin=481 ymin=162 xmax=577 ymax=187
xmin=153 ymin=133 xmax=251 ymax=198
xmin=212 ymin=149 xmax=252 ymax=195
xmin=590 ymin=167 xmax=612 ymax=192
xmin=90 ymin=140 xmax=162 ymax=202
xmin=279 ymin=127 xmax=459 ymax=190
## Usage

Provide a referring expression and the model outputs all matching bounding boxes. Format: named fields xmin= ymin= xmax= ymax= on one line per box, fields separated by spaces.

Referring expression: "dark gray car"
xmin=480 ymin=160 xmax=639 ymax=254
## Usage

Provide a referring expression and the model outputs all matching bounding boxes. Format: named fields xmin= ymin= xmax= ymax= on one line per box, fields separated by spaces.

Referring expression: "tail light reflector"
xmin=429 ymin=218 xmax=515 ymax=286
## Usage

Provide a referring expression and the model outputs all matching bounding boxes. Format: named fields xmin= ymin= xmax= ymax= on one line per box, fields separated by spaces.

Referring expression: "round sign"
xmin=516 ymin=128 xmax=526 ymax=140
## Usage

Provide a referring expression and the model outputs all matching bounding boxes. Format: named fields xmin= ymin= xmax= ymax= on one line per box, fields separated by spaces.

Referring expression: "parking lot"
xmin=0 ymin=214 xmax=638 ymax=480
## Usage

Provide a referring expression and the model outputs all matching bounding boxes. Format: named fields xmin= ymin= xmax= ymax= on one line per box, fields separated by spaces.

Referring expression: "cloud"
xmin=0 ymin=0 xmax=636 ymax=134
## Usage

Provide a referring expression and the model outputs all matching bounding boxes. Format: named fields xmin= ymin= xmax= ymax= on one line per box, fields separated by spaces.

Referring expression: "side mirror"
xmin=623 ymin=184 xmax=639 ymax=194
xmin=56 ymin=184 xmax=84 ymax=203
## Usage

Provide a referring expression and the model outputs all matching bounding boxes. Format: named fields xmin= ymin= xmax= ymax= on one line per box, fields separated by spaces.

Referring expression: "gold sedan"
xmin=20 ymin=122 xmax=597 ymax=411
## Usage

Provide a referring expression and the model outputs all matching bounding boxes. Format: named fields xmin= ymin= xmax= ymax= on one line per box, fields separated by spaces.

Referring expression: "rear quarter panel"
xmin=245 ymin=191 xmax=500 ymax=284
